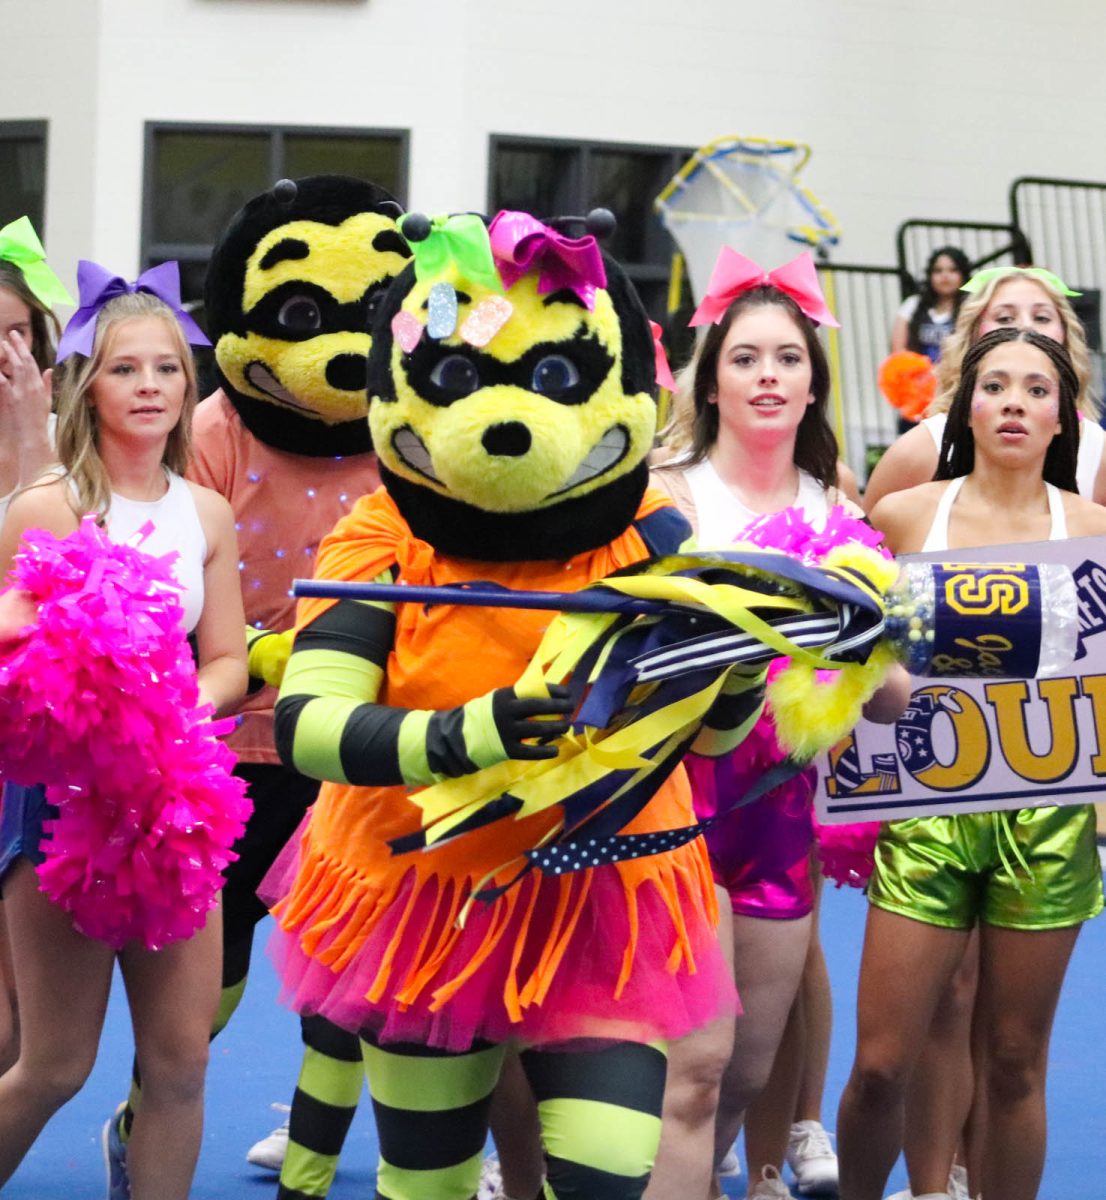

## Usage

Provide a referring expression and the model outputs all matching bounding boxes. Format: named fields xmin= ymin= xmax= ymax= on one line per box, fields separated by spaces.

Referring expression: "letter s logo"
xmin=942 ymin=567 xmax=1029 ymax=617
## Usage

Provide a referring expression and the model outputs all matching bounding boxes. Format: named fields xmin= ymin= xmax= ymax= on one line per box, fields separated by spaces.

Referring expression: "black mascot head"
xmin=205 ymin=174 xmax=410 ymax=456
xmin=367 ymin=209 xmax=659 ymax=560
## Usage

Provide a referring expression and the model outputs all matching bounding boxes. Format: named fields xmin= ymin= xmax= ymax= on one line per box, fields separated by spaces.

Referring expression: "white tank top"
xmin=106 ymin=472 xmax=207 ymax=633
xmin=924 ymin=412 xmax=1103 ymax=499
xmin=60 ymin=468 xmax=207 ymax=633
xmin=921 ymin=475 xmax=1067 ymax=553
xmin=682 ymin=457 xmax=831 ymax=548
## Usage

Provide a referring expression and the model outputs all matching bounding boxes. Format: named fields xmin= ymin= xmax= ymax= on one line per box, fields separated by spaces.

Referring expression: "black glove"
xmin=490 ymin=684 xmax=574 ymax=760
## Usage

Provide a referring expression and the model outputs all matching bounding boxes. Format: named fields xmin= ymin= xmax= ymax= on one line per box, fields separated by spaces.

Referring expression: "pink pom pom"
xmin=811 ymin=812 xmax=880 ymax=889
xmin=0 ymin=518 xmax=250 ymax=950
xmin=739 ymin=504 xmax=892 ymax=564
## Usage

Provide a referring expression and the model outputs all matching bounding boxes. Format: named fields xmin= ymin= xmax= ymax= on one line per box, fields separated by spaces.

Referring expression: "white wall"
xmin=0 ymin=0 xmax=101 ymax=295
xmin=3 ymin=0 xmax=1104 ymax=291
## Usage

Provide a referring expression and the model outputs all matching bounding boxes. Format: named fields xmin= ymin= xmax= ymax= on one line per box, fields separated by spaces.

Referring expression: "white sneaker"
xmin=478 ymin=1152 xmax=505 ymax=1200
xmin=786 ymin=1121 xmax=838 ymax=1195
xmin=883 ymin=1166 xmax=967 ymax=1200
xmin=747 ymin=1164 xmax=793 ymax=1199
xmin=245 ymin=1103 xmax=291 ymax=1171
xmin=720 ymin=1142 xmax=743 ymax=1178
xmin=947 ymin=1164 xmax=970 ymax=1200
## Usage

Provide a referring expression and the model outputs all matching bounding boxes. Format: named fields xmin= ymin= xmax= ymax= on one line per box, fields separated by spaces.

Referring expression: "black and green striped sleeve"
xmin=274 ymin=569 xmax=509 ymax=788
xmin=244 ymin=624 xmax=278 ymax=693
xmin=690 ymin=665 xmax=767 ymax=757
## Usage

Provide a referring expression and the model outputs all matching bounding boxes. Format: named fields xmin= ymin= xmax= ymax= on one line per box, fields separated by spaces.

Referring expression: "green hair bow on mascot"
xmin=265 ymin=206 xmax=881 ymax=1200
xmin=107 ymin=176 xmax=412 ymax=1200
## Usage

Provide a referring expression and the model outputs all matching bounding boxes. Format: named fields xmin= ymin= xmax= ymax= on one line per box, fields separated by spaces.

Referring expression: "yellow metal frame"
xmin=654 ymin=134 xmax=846 ymax=447
xmin=818 ymin=268 xmax=849 ymax=457
xmin=654 ymin=134 xmax=840 ymax=247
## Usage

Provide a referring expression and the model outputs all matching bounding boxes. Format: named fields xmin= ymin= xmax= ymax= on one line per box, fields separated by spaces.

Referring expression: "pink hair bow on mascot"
xmin=0 ymin=261 xmax=249 ymax=951
xmin=487 ymin=209 xmax=610 ymax=308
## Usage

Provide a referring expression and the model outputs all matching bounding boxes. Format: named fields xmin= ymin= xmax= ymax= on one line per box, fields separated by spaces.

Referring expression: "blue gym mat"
xmin=4 ymin=880 xmax=1103 ymax=1198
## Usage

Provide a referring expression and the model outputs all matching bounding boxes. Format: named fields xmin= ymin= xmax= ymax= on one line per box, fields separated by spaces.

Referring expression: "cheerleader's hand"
xmin=861 ymin=661 xmax=911 ymax=724
xmin=0 ymin=331 xmax=53 ymax=440
xmin=0 ymin=588 xmax=38 ymax=644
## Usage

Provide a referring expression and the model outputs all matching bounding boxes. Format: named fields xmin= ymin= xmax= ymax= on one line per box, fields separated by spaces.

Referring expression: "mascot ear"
xmin=376 ymin=199 xmax=405 ymax=220
xmin=545 ymin=207 xmax=617 ymax=241
xmin=585 ymin=207 xmax=617 ymax=240
xmin=398 ymin=211 xmax=490 ymax=241
xmin=271 ymin=178 xmax=299 ymax=204
xmin=400 ymin=212 xmax=432 ymax=243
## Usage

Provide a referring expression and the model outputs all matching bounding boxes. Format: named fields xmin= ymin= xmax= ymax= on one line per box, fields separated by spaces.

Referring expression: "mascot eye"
xmin=429 ymin=354 xmax=480 ymax=398
xmin=364 ymin=284 xmax=387 ymax=324
xmin=531 ymin=355 xmax=580 ymax=399
xmin=278 ymin=295 xmax=323 ymax=334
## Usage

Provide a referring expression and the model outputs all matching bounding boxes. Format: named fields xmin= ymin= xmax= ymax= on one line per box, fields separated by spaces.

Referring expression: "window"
xmin=488 ymin=135 xmax=695 ymax=363
xmin=141 ymin=122 xmax=410 ymax=308
xmin=0 ymin=121 xmax=47 ymax=233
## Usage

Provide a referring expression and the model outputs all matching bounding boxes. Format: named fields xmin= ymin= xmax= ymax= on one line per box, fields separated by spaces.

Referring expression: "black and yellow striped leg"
xmin=520 ymin=1041 xmax=667 ymax=1200
xmin=362 ymin=1037 xmax=506 ymax=1200
xmin=276 ymin=1015 xmax=365 ymax=1200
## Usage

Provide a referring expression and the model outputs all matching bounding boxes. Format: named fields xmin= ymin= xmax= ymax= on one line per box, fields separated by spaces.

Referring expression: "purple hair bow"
xmin=55 ymin=260 xmax=211 ymax=363
xmin=488 ymin=211 xmax=607 ymax=310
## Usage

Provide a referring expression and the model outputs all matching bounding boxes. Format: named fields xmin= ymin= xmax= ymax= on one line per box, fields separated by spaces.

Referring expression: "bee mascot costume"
xmin=108 ymin=176 xmax=411 ymax=1200
xmin=267 ymin=209 xmax=742 ymax=1200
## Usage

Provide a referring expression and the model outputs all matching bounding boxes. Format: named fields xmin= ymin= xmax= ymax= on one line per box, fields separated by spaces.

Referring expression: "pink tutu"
xmin=263 ymin=818 xmax=737 ymax=1052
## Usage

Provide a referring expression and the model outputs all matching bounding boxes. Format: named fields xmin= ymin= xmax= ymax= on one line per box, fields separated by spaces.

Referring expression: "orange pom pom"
xmin=878 ymin=351 xmax=937 ymax=422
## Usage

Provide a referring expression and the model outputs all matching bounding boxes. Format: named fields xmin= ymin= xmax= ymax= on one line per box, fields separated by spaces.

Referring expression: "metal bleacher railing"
xmin=1010 ymin=176 xmax=1106 ymax=359
xmin=816 ymin=261 xmax=905 ymax=482
xmin=895 ymin=218 xmax=1032 ymax=282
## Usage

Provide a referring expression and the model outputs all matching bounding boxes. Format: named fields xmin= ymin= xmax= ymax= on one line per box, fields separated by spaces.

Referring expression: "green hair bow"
xmin=0 ymin=216 xmax=74 ymax=308
xmin=961 ymin=265 xmax=1080 ymax=298
xmin=400 ymin=213 xmax=502 ymax=293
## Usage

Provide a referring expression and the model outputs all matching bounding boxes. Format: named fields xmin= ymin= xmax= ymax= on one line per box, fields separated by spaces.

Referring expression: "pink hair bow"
xmin=488 ymin=210 xmax=607 ymax=310
xmin=689 ymin=248 xmax=839 ymax=328
xmin=649 ymin=321 xmax=676 ymax=391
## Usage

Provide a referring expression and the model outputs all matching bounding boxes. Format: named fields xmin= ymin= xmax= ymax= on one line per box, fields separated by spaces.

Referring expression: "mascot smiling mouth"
xmin=245 ymin=361 xmax=316 ymax=413
xmin=391 ymin=424 xmax=629 ymax=495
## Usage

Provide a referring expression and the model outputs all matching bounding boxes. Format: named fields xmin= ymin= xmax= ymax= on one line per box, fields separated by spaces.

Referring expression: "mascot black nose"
xmin=326 ymin=354 xmax=368 ymax=392
xmin=482 ymin=422 xmax=532 ymax=457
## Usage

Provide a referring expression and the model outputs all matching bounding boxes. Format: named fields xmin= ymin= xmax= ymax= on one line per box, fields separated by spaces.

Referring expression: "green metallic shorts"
xmin=867 ymin=804 xmax=1103 ymax=931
